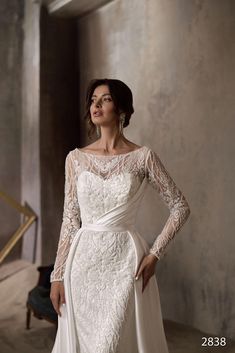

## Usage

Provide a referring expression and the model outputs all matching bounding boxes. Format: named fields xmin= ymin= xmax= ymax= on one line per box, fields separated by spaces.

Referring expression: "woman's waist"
xmin=80 ymin=222 xmax=136 ymax=233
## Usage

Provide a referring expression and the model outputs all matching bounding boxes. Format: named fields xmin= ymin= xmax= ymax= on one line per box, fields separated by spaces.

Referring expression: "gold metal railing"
xmin=0 ymin=190 xmax=37 ymax=264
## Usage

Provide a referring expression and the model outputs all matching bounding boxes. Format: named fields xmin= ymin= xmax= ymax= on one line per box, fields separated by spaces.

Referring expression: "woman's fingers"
xmin=135 ymin=255 xmax=145 ymax=279
xmin=135 ymin=263 xmax=144 ymax=280
xmin=135 ymin=255 xmax=157 ymax=293
xmin=136 ymin=267 xmax=151 ymax=293
xmin=50 ymin=282 xmax=65 ymax=317
xmin=60 ymin=285 xmax=66 ymax=304
xmin=54 ymin=296 xmax=61 ymax=316
xmin=142 ymin=271 xmax=150 ymax=293
xmin=57 ymin=303 xmax=62 ymax=317
xmin=51 ymin=293 xmax=61 ymax=317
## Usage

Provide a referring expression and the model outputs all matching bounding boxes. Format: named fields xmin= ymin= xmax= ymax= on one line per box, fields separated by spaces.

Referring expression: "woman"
xmin=50 ymin=78 xmax=190 ymax=353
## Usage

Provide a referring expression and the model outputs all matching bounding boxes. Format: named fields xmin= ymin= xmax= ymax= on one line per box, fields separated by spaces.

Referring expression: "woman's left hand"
xmin=135 ymin=254 xmax=158 ymax=293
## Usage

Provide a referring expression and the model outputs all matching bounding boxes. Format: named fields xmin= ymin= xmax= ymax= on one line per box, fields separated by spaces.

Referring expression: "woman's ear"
xmin=115 ymin=106 xmax=126 ymax=118
xmin=118 ymin=109 xmax=124 ymax=115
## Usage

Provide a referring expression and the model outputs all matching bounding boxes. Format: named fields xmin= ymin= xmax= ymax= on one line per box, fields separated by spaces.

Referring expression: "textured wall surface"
xmin=22 ymin=4 xmax=80 ymax=265
xmin=40 ymin=7 xmax=80 ymax=265
xmin=77 ymin=0 xmax=235 ymax=339
xmin=2 ymin=1 xmax=80 ymax=267
xmin=0 ymin=0 xmax=23 ymax=262
xmin=21 ymin=0 xmax=41 ymax=263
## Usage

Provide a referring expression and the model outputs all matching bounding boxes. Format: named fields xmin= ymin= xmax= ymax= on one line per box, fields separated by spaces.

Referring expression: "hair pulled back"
xmin=83 ymin=78 xmax=134 ymax=139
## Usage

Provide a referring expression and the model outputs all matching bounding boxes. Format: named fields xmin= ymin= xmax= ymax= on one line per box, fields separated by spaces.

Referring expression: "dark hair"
xmin=83 ymin=78 xmax=134 ymax=139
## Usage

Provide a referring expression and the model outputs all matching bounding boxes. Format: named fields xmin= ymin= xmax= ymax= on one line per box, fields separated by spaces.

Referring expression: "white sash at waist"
xmin=81 ymin=223 xmax=136 ymax=233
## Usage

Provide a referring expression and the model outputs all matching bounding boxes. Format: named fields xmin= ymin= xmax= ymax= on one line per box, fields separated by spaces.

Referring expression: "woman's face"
xmin=90 ymin=85 xmax=119 ymax=127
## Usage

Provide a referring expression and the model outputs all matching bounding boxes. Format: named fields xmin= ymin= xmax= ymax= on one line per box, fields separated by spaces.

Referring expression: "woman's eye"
xmin=90 ymin=97 xmax=112 ymax=104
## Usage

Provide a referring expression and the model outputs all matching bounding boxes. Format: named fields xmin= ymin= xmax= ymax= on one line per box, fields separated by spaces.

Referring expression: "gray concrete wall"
xmin=21 ymin=0 xmax=41 ymax=263
xmin=5 ymin=1 xmax=80 ymax=267
xmin=0 ymin=0 xmax=24 ymax=262
xmin=77 ymin=0 xmax=235 ymax=339
xmin=40 ymin=6 xmax=80 ymax=265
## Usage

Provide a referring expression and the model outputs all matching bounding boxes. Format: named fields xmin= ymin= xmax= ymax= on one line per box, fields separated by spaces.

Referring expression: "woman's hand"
xmin=50 ymin=281 xmax=66 ymax=317
xmin=135 ymin=254 xmax=158 ymax=293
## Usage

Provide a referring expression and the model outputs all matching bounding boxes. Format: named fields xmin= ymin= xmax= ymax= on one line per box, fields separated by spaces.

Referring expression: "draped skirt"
xmin=51 ymin=225 xmax=169 ymax=353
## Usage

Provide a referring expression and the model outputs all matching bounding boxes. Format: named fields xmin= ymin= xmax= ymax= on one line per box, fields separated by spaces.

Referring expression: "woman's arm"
xmin=50 ymin=151 xmax=81 ymax=282
xmin=145 ymin=149 xmax=191 ymax=260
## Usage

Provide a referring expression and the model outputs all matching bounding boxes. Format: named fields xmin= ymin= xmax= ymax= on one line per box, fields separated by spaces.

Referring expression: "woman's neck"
xmin=97 ymin=128 xmax=126 ymax=152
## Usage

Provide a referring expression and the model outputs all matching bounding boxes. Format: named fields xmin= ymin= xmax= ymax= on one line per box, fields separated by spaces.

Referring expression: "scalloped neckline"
xmin=76 ymin=145 xmax=146 ymax=157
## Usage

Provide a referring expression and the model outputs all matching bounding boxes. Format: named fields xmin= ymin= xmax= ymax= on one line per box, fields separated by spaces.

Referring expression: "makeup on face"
xmin=90 ymin=91 xmax=114 ymax=117
xmin=91 ymin=93 xmax=112 ymax=107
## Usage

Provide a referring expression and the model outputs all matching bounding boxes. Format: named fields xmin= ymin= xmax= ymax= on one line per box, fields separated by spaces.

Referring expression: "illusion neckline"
xmin=76 ymin=145 xmax=146 ymax=158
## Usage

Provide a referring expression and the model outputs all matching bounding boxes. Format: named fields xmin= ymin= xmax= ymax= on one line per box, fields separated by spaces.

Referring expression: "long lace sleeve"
xmin=145 ymin=149 xmax=190 ymax=260
xmin=50 ymin=151 xmax=81 ymax=282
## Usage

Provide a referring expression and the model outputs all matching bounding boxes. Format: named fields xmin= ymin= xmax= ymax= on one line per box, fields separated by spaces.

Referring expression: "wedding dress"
xmin=50 ymin=145 xmax=190 ymax=353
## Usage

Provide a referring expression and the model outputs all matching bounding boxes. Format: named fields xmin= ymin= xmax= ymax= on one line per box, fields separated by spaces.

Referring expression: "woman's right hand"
xmin=50 ymin=281 xmax=65 ymax=317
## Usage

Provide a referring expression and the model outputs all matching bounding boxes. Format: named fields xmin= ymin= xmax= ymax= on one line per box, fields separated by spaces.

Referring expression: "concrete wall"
xmin=1 ymin=1 xmax=80 ymax=266
xmin=0 ymin=0 xmax=24 ymax=262
xmin=77 ymin=0 xmax=235 ymax=339
xmin=21 ymin=0 xmax=41 ymax=263
xmin=22 ymin=3 xmax=80 ymax=265
xmin=40 ymin=7 xmax=80 ymax=265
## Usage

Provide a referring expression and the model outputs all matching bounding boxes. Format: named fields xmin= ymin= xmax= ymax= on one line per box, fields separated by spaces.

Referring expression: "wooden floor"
xmin=0 ymin=261 xmax=234 ymax=353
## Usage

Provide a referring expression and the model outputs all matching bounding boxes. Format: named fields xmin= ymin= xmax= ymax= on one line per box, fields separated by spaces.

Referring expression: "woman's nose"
xmin=95 ymin=99 xmax=102 ymax=107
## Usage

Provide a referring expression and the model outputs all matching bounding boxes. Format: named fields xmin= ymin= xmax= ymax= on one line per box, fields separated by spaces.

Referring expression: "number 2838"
xmin=202 ymin=336 xmax=226 ymax=346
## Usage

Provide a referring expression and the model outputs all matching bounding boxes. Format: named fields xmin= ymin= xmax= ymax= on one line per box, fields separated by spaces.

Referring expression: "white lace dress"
xmin=50 ymin=145 xmax=190 ymax=353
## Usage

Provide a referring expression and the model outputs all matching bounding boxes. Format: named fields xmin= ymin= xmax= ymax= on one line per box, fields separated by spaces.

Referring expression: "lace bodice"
xmin=50 ymin=146 xmax=190 ymax=282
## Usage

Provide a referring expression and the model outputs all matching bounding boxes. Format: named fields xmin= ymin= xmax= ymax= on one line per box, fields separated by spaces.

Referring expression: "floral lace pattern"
xmin=145 ymin=149 xmax=191 ymax=259
xmin=50 ymin=153 xmax=81 ymax=282
xmin=70 ymin=230 xmax=136 ymax=352
xmin=50 ymin=146 xmax=190 ymax=282
xmin=76 ymin=171 xmax=142 ymax=225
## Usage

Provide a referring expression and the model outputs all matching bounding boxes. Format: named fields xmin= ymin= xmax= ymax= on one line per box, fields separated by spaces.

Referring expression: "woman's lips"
xmin=93 ymin=112 xmax=103 ymax=117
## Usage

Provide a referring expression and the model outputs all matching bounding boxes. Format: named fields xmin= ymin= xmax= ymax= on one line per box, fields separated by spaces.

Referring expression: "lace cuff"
xmin=145 ymin=149 xmax=190 ymax=260
xmin=50 ymin=152 xmax=81 ymax=282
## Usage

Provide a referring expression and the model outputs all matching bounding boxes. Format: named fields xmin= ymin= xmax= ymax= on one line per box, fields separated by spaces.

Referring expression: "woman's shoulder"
xmin=76 ymin=142 xmax=97 ymax=153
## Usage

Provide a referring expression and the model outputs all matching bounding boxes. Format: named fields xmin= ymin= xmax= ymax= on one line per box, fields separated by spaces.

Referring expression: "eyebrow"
xmin=91 ymin=93 xmax=111 ymax=98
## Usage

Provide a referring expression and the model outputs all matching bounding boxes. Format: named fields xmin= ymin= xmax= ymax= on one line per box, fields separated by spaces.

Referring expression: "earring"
xmin=119 ymin=113 xmax=125 ymax=135
xmin=96 ymin=125 xmax=101 ymax=138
